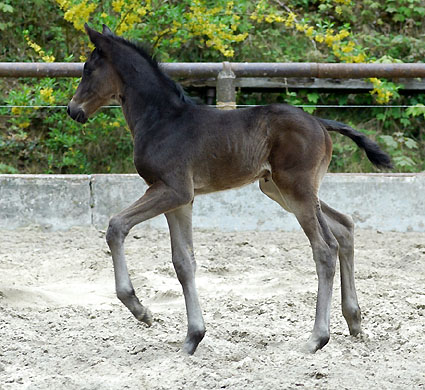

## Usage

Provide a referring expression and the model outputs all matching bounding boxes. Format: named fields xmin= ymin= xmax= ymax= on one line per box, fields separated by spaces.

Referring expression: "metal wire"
xmin=0 ymin=104 xmax=420 ymax=109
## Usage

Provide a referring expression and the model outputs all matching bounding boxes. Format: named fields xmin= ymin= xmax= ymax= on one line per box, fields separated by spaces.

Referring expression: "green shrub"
xmin=0 ymin=0 xmax=424 ymax=173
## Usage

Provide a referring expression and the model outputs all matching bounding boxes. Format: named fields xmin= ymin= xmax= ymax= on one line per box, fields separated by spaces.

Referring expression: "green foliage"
xmin=0 ymin=0 xmax=424 ymax=173
xmin=0 ymin=163 xmax=18 ymax=174
xmin=406 ymin=104 xmax=425 ymax=119
xmin=0 ymin=78 xmax=133 ymax=173
xmin=379 ymin=133 xmax=418 ymax=171
xmin=0 ymin=0 xmax=13 ymax=31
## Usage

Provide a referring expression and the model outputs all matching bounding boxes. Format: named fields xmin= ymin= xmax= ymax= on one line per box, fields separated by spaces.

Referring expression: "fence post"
xmin=216 ymin=62 xmax=236 ymax=109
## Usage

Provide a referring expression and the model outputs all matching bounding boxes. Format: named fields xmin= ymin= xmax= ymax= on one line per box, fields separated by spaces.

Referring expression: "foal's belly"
xmin=193 ymin=161 xmax=271 ymax=195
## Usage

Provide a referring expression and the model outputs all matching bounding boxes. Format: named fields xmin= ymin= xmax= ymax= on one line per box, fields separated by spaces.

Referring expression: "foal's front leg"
xmin=165 ymin=203 xmax=205 ymax=355
xmin=106 ymin=181 xmax=193 ymax=326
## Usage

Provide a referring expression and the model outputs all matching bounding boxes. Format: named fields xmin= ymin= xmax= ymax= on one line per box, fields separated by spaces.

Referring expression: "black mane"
xmin=112 ymin=35 xmax=195 ymax=105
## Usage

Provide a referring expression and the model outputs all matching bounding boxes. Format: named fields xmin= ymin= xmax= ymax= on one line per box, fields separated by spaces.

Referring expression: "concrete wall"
xmin=1 ymin=173 xmax=424 ymax=232
xmin=0 ymin=174 xmax=91 ymax=230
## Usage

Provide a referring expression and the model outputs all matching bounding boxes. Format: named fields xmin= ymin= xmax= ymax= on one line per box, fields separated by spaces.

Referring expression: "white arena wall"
xmin=0 ymin=173 xmax=424 ymax=232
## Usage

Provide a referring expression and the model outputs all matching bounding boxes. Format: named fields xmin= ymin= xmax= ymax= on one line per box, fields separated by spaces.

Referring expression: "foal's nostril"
xmin=67 ymin=102 xmax=87 ymax=123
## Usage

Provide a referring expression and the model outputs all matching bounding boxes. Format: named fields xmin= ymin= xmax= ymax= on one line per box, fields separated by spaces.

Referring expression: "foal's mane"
xmin=111 ymin=35 xmax=195 ymax=105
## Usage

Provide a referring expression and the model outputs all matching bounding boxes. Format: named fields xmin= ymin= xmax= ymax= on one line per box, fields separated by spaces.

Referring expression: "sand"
xmin=1 ymin=225 xmax=424 ymax=389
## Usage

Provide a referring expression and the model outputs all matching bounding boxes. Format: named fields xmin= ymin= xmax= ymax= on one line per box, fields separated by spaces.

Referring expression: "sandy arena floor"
xmin=1 ymin=226 xmax=424 ymax=389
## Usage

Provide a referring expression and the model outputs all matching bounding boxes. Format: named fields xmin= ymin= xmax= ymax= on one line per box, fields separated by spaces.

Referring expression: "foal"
xmin=68 ymin=24 xmax=392 ymax=355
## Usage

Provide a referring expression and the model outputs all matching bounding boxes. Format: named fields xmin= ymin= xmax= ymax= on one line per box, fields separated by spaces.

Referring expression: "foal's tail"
xmin=318 ymin=118 xmax=393 ymax=169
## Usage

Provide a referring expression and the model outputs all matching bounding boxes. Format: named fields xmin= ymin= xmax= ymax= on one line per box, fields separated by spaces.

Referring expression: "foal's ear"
xmin=102 ymin=24 xmax=114 ymax=36
xmin=84 ymin=23 xmax=111 ymax=53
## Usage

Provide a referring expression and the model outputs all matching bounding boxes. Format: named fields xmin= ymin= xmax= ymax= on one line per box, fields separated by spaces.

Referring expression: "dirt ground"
xmin=0 ymin=225 xmax=424 ymax=390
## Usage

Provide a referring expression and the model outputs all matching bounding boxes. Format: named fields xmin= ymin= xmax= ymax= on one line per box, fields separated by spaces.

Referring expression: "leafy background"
xmin=0 ymin=0 xmax=424 ymax=174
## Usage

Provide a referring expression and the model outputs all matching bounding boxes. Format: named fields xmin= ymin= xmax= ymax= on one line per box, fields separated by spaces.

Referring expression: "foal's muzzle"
xmin=67 ymin=101 xmax=87 ymax=124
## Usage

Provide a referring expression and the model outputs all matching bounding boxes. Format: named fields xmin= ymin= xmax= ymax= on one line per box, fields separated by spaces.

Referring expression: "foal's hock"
xmin=68 ymin=24 xmax=392 ymax=355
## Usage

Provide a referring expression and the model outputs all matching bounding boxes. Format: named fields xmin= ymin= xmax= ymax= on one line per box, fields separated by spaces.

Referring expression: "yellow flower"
xmin=296 ymin=23 xmax=306 ymax=32
xmin=338 ymin=29 xmax=350 ymax=39
xmin=225 ymin=1 xmax=234 ymax=15
xmin=42 ymin=54 xmax=56 ymax=62
xmin=56 ymin=0 xmax=70 ymax=8
xmin=136 ymin=7 xmax=147 ymax=17
xmin=325 ymin=34 xmax=335 ymax=46
xmin=223 ymin=49 xmax=234 ymax=57
xmin=183 ymin=0 xmax=248 ymax=57
xmin=305 ymin=26 xmax=314 ymax=37
xmin=341 ymin=41 xmax=355 ymax=53
xmin=27 ymin=40 xmax=42 ymax=53
xmin=61 ymin=0 xmax=97 ymax=31
xmin=370 ymin=85 xmax=392 ymax=103
xmin=40 ymin=87 xmax=52 ymax=99
xmin=18 ymin=121 xmax=31 ymax=129
xmin=25 ymin=35 xmax=56 ymax=62
xmin=370 ymin=77 xmax=381 ymax=85
xmin=264 ymin=14 xmax=284 ymax=23
xmin=112 ymin=0 xmax=124 ymax=13
xmin=352 ymin=53 xmax=366 ymax=62
xmin=11 ymin=107 xmax=22 ymax=115
xmin=40 ymin=87 xmax=56 ymax=104
xmin=284 ymin=12 xmax=296 ymax=27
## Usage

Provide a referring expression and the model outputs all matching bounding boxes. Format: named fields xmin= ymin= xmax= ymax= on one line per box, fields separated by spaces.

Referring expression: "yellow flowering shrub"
xmin=25 ymin=34 xmax=55 ymax=62
xmin=56 ymin=0 xmax=97 ymax=31
xmin=22 ymin=0 xmax=397 ymax=106
xmin=2 ymin=0 xmax=423 ymax=175
xmin=256 ymin=0 xmax=394 ymax=103
xmin=52 ymin=0 xmax=404 ymax=106
xmin=112 ymin=0 xmax=151 ymax=35
xmin=40 ymin=87 xmax=56 ymax=104
xmin=184 ymin=0 xmax=248 ymax=57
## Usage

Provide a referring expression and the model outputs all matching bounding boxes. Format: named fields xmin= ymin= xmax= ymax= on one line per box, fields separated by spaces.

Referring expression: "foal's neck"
xmin=115 ymin=55 xmax=183 ymax=134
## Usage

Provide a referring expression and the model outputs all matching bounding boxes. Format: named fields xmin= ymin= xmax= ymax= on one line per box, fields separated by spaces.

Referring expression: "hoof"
xmin=301 ymin=341 xmax=319 ymax=354
xmin=136 ymin=308 xmax=153 ymax=327
xmin=182 ymin=329 xmax=205 ymax=355
xmin=348 ymin=323 xmax=362 ymax=337
xmin=353 ymin=330 xmax=367 ymax=340
xmin=301 ymin=334 xmax=330 ymax=354
xmin=343 ymin=306 xmax=362 ymax=336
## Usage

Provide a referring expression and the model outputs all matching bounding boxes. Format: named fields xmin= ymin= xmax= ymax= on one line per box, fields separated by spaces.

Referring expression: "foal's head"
xmin=67 ymin=24 xmax=121 ymax=123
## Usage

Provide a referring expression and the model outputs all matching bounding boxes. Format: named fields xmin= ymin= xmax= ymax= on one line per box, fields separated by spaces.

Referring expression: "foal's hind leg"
xmin=165 ymin=203 xmax=205 ymax=355
xmin=259 ymin=178 xmax=338 ymax=353
xmin=320 ymin=201 xmax=362 ymax=336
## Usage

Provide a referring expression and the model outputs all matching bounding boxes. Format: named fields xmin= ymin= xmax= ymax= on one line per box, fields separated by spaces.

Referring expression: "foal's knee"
xmin=106 ymin=215 xmax=128 ymax=246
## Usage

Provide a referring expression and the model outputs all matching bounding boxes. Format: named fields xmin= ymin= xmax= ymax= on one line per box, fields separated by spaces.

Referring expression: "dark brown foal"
xmin=67 ymin=24 xmax=391 ymax=355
